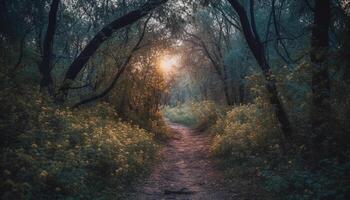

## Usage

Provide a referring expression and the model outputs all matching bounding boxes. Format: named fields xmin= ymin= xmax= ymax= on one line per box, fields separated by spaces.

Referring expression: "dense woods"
xmin=1 ymin=0 xmax=350 ymax=199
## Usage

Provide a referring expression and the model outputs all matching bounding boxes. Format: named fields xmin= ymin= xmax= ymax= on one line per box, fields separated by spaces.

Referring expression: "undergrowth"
xmin=209 ymin=100 xmax=350 ymax=199
xmin=0 ymin=70 xmax=164 ymax=199
xmin=164 ymin=95 xmax=350 ymax=199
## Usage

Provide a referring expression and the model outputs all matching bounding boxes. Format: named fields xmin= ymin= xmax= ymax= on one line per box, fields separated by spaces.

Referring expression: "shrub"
xmin=261 ymin=159 xmax=350 ymax=200
xmin=0 ymin=74 xmax=159 ymax=199
xmin=124 ymin=109 xmax=171 ymax=141
xmin=210 ymin=103 xmax=281 ymax=159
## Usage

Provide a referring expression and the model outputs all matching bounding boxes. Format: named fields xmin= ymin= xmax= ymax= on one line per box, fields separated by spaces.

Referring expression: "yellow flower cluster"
xmin=211 ymin=104 xmax=280 ymax=158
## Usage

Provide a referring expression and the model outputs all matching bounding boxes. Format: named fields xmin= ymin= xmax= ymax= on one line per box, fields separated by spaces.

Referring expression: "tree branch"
xmin=72 ymin=14 xmax=152 ymax=108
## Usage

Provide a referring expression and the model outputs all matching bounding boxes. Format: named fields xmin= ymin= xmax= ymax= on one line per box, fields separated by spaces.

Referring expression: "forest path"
xmin=129 ymin=123 xmax=238 ymax=200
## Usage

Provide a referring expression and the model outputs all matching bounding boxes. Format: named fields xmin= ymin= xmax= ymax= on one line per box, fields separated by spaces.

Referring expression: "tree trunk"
xmin=222 ymin=64 xmax=233 ymax=105
xmin=239 ymin=81 xmax=245 ymax=104
xmin=39 ymin=0 xmax=60 ymax=94
xmin=58 ymin=0 xmax=168 ymax=101
xmin=227 ymin=0 xmax=292 ymax=139
xmin=310 ymin=0 xmax=331 ymax=154
xmin=222 ymin=79 xmax=232 ymax=105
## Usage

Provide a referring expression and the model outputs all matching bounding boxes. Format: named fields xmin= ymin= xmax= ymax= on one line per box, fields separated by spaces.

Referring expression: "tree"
xmin=73 ymin=14 xmax=152 ymax=108
xmin=225 ymin=0 xmax=292 ymax=140
xmin=184 ymin=30 xmax=234 ymax=105
xmin=57 ymin=0 xmax=168 ymax=101
xmin=310 ymin=0 xmax=331 ymax=154
xmin=39 ymin=0 xmax=60 ymax=94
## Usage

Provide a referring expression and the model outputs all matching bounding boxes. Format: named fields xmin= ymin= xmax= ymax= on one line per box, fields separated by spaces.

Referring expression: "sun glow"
xmin=159 ymin=55 xmax=180 ymax=74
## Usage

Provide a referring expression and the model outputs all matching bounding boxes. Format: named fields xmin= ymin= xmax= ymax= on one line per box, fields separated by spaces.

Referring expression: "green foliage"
xmin=209 ymin=95 xmax=350 ymax=199
xmin=0 ymin=73 xmax=159 ymax=199
xmin=1 ymin=0 xmax=350 ymax=199
xmin=163 ymin=101 xmax=224 ymax=130
xmin=261 ymin=159 xmax=350 ymax=200
xmin=210 ymin=103 xmax=281 ymax=159
xmin=206 ymin=66 xmax=350 ymax=199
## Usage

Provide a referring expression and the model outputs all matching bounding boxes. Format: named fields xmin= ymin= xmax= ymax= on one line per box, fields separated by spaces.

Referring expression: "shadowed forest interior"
xmin=1 ymin=0 xmax=350 ymax=199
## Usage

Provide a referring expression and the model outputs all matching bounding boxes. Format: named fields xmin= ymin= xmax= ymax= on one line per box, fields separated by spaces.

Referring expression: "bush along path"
xmin=128 ymin=123 xmax=263 ymax=200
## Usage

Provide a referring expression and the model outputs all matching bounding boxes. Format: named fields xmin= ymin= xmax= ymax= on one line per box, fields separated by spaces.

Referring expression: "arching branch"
xmin=58 ymin=0 xmax=168 ymax=101
xmin=72 ymin=14 xmax=152 ymax=108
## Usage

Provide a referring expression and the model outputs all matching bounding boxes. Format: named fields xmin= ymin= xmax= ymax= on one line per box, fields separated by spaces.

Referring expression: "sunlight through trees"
xmin=1 ymin=0 xmax=350 ymax=199
xmin=159 ymin=54 xmax=180 ymax=74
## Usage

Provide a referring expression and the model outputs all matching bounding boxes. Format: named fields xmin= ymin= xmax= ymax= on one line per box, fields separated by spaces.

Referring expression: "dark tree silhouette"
xmin=39 ymin=0 xmax=60 ymax=94
xmin=58 ymin=0 xmax=168 ymax=101
xmin=226 ymin=0 xmax=292 ymax=140
xmin=72 ymin=15 xmax=152 ymax=108
xmin=310 ymin=0 xmax=331 ymax=154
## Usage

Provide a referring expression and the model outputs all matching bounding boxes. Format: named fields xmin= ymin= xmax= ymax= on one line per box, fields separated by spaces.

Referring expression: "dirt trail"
xmin=129 ymin=123 xmax=237 ymax=200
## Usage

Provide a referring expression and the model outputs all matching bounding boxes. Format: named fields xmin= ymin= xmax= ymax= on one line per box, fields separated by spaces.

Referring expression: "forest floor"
xmin=128 ymin=123 xmax=261 ymax=200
